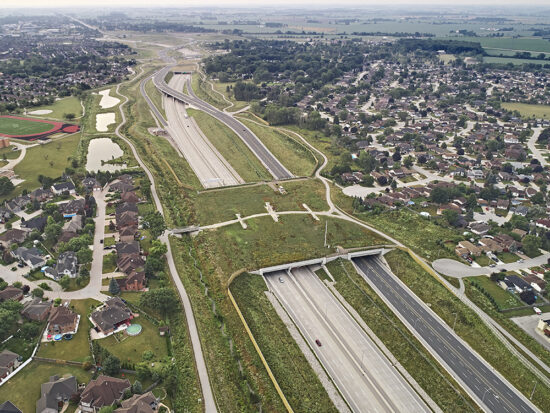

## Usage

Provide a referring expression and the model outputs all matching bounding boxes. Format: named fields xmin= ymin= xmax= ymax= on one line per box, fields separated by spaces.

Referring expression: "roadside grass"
xmin=191 ymin=73 xmax=228 ymax=110
xmin=504 ymin=305 xmax=550 ymax=317
xmin=0 ymin=362 xmax=92 ymax=413
xmin=231 ymin=273 xmax=338 ymax=413
xmin=7 ymin=133 xmax=81 ymax=201
xmin=99 ymin=314 xmax=168 ymax=365
xmin=385 ymin=249 xmax=550 ymax=410
xmin=497 ymin=251 xmax=520 ymax=264
xmin=188 ymin=109 xmax=271 ymax=182
xmin=211 ymin=81 xmax=250 ymax=112
xmin=194 ymin=214 xmax=385 ymax=284
xmin=474 ymin=255 xmax=492 ymax=267
xmin=102 ymin=252 xmax=117 ymax=273
xmin=145 ymin=77 xmax=166 ymax=119
xmin=28 ymin=96 xmax=83 ymax=121
xmin=194 ymin=179 xmax=329 ymax=225
xmin=238 ymin=118 xmax=317 ymax=177
xmin=325 ymin=259 xmax=479 ymax=412
xmin=501 ymin=102 xmax=550 ymax=120
xmin=466 ymin=276 xmax=523 ymax=310
xmin=37 ymin=299 xmax=99 ymax=362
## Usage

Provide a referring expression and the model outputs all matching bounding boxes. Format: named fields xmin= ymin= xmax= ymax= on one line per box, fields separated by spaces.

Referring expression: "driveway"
xmin=433 ymin=253 xmax=550 ymax=277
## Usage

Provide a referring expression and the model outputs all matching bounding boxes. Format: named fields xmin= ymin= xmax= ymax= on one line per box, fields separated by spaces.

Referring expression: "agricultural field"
xmin=502 ymin=102 xmax=550 ymax=119
xmin=0 ymin=116 xmax=55 ymax=136
xmin=483 ymin=56 xmax=550 ymax=66
xmin=446 ymin=36 xmax=550 ymax=54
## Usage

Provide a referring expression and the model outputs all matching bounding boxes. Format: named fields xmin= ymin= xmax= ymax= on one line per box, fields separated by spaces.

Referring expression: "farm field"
xmin=0 ymin=116 xmax=56 ymax=136
xmin=446 ymin=36 xmax=550 ymax=54
xmin=502 ymin=102 xmax=550 ymax=119
xmin=484 ymin=56 xmax=550 ymax=66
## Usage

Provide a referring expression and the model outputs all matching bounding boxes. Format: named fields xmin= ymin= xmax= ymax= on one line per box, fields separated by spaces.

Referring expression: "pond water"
xmin=98 ymin=89 xmax=120 ymax=109
xmin=96 ymin=113 xmax=116 ymax=132
xmin=86 ymin=137 xmax=127 ymax=172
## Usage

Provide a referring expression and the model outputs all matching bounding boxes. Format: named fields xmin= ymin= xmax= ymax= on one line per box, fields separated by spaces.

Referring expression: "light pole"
xmin=452 ymin=312 xmax=458 ymax=331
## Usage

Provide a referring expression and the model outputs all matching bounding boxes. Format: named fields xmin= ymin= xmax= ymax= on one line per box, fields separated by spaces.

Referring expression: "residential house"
xmin=21 ymin=298 xmax=52 ymax=322
xmin=59 ymin=199 xmax=85 ymax=217
xmin=456 ymin=241 xmax=484 ymax=257
xmin=479 ymin=238 xmax=504 ymax=253
xmin=12 ymin=247 xmax=46 ymax=269
xmin=117 ymin=254 xmax=145 ymax=275
xmin=5 ymin=195 xmax=31 ymax=213
xmin=36 ymin=375 xmax=77 ymax=413
xmin=116 ymin=211 xmax=138 ymax=230
xmin=90 ymin=297 xmax=133 ymax=336
xmin=82 ymin=177 xmax=101 ymax=192
xmin=494 ymin=234 xmax=521 ymax=253
xmin=45 ymin=251 xmax=78 ymax=280
xmin=0 ymin=207 xmax=12 ymax=223
xmin=51 ymin=182 xmax=76 ymax=196
xmin=512 ymin=228 xmax=527 ymax=239
xmin=117 ymin=271 xmax=146 ymax=292
xmin=115 ymin=392 xmax=158 ymax=413
xmin=120 ymin=191 xmax=139 ymax=204
xmin=22 ymin=216 xmax=47 ymax=232
xmin=0 ymin=401 xmax=22 ymax=413
xmin=29 ymin=188 xmax=53 ymax=203
xmin=119 ymin=226 xmax=137 ymax=243
xmin=47 ymin=306 xmax=79 ymax=336
xmin=63 ymin=215 xmax=83 ymax=233
xmin=79 ymin=376 xmax=131 ymax=413
xmin=504 ymin=275 xmax=532 ymax=294
xmin=536 ymin=219 xmax=550 ymax=231
xmin=110 ymin=181 xmax=134 ymax=193
xmin=116 ymin=242 xmax=140 ymax=257
xmin=0 ymin=350 xmax=20 ymax=383
xmin=0 ymin=229 xmax=28 ymax=248
xmin=524 ymin=275 xmax=547 ymax=294
xmin=0 ymin=287 xmax=23 ymax=302
xmin=469 ymin=222 xmax=490 ymax=236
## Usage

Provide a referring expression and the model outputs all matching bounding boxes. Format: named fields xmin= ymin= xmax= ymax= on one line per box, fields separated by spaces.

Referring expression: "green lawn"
xmin=0 ymin=116 xmax=55 ymax=135
xmin=466 ymin=276 xmax=523 ymax=310
xmin=8 ymin=133 xmax=81 ymax=200
xmin=238 ymin=118 xmax=317 ymax=177
xmin=501 ymin=102 xmax=550 ymax=119
xmin=484 ymin=56 xmax=550 ymax=66
xmin=191 ymin=73 xmax=228 ymax=110
xmin=104 ymin=236 xmax=116 ymax=247
xmin=211 ymin=81 xmax=250 ymax=112
xmin=438 ymin=53 xmax=456 ymax=64
xmin=29 ymin=96 xmax=83 ymax=120
xmin=145 ymin=77 xmax=165 ymax=119
xmin=37 ymin=299 xmax=99 ymax=362
xmin=98 ymin=314 xmax=168 ymax=365
xmin=231 ymin=273 xmax=338 ymax=413
xmin=194 ymin=179 xmax=329 ymax=225
xmin=188 ymin=109 xmax=271 ymax=182
xmin=0 ymin=362 xmax=92 ymax=413
xmin=497 ymin=252 xmax=520 ymax=264
xmin=0 ymin=146 xmax=21 ymax=160
xmin=474 ymin=254 xmax=492 ymax=267
xmin=102 ymin=252 xmax=117 ymax=273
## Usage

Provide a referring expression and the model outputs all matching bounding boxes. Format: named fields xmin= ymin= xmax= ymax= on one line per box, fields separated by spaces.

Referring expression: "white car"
xmin=534 ymin=307 xmax=542 ymax=315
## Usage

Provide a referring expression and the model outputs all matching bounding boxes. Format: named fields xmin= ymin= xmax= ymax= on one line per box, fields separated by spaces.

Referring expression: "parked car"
xmin=534 ymin=307 xmax=542 ymax=315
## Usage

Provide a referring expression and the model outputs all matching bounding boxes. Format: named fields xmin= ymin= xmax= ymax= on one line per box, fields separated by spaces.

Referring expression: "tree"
xmin=102 ymin=354 xmax=121 ymax=375
xmin=132 ymin=380 xmax=143 ymax=394
xmin=64 ymin=113 xmax=76 ymax=120
xmin=143 ymin=212 xmax=166 ymax=238
xmin=430 ymin=187 xmax=449 ymax=204
xmin=109 ymin=278 xmax=120 ymax=295
xmin=523 ymin=235 xmax=541 ymax=258
xmin=32 ymin=287 xmax=44 ymax=298
xmin=149 ymin=240 xmax=167 ymax=259
xmin=44 ymin=216 xmax=62 ymax=242
xmin=403 ymin=156 xmax=414 ymax=168
xmin=442 ymin=210 xmax=460 ymax=227
xmin=377 ymin=175 xmax=388 ymax=186
xmin=140 ymin=288 xmax=179 ymax=316
xmin=392 ymin=151 xmax=401 ymax=162
xmin=0 ymin=177 xmax=14 ymax=196
xmin=77 ymin=248 xmax=93 ymax=265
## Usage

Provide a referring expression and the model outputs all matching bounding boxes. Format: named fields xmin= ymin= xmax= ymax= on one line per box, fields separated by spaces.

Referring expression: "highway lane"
xmin=140 ymin=73 xmax=167 ymax=127
xmin=265 ymin=267 xmax=429 ymax=413
xmin=164 ymin=75 xmax=243 ymax=188
xmin=153 ymin=66 xmax=293 ymax=180
xmin=353 ymin=256 xmax=540 ymax=413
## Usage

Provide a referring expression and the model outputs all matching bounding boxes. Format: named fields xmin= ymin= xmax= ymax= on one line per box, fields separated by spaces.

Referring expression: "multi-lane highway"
xmin=353 ymin=256 xmax=540 ymax=413
xmin=153 ymin=66 xmax=293 ymax=180
xmin=140 ymin=73 xmax=167 ymax=127
xmin=164 ymin=74 xmax=244 ymax=188
xmin=265 ymin=266 xmax=430 ymax=413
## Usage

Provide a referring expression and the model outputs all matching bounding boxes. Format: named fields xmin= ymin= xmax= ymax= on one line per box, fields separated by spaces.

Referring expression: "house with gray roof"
xmin=0 ymin=401 xmax=22 ymax=413
xmin=36 ymin=375 xmax=77 ymax=413
xmin=12 ymin=247 xmax=46 ymax=269
xmin=90 ymin=297 xmax=133 ymax=336
xmin=45 ymin=251 xmax=78 ymax=280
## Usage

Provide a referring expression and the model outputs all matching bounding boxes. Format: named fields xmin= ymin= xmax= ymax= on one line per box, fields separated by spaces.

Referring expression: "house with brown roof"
xmin=456 ymin=241 xmax=484 ymax=257
xmin=21 ymin=298 xmax=52 ymax=322
xmin=115 ymin=391 xmax=158 ymax=413
xmin=120 ymin=191 xmax=139 ymax=204
xmin=494 ymin=234 xmax=521 ymax=253
xmin=0 ymin=286 xmax=23 ymax=302
xmin=79 ymin=376 xmax=131 ymax=413
xmin=117 ymin=254 xmax=145 ymax=275
xmin=90 ymin=297 xmax=133 ymax=336
xmin=119 ymin=226 xmax=138 ymax=243
xmin=0 ymin=229 xmax=28 ymax=248
xmin=47 ymin=306 xmax=79 ymax=336
xmin=117 ymin=271 xmax=146 ymax=292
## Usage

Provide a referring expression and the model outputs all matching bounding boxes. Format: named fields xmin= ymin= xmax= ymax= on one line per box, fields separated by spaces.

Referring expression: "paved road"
xmin=527 ymin=127 xmax=547 ymax=167
xmin=153 ymin=66 xmax=293 ymax=180
xmin=164 ymin=75 xmax=243 ymax=188
xmin=265 ymin=266 xmax=429 ymax=413
xmin=354 ymin=256 xmax=539 ymax=413
xmin=433 ymin=253 xmax=550 ymax=278
xmin=140 ymin=73 xmax=167 ymax=127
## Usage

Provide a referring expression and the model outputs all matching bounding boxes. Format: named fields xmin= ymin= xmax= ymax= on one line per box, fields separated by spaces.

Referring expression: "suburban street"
xmin=152 ymin=66 xmax=293 ymax=180
xmin=353 ymin=256 xmax=540 ymax=413
xmin=164 ymin=74 xmax=244 ymax=188
xmin=433 ymin=254 xmax=550 ymax=277
xmin=265 ymin=266 xmax=430 ymax=413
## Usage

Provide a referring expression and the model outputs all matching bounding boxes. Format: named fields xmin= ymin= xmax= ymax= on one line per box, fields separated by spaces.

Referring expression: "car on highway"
xmin=315 ymin=339 xmax=322 ymax=347
xmin=489 ymin=263 xmax=496 ymax=268
xmin=278 ymin=277 xmax=284 ymax=283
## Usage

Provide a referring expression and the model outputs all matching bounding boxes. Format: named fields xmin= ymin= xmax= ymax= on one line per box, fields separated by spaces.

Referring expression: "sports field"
xmin=0 ymin=116 xmax=55 ymax=136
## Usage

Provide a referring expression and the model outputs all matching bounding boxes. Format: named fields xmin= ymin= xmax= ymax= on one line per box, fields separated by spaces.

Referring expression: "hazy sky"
xmin=3 ymin=0 xmax=549 ymax=7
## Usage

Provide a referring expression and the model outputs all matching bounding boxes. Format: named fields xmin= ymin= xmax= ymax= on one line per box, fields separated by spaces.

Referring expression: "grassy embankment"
xmin=144 ymin=76 xmax=166 ymax=120
xmin=191 ymin=72 xmax=228 ymax=110
xmin=385 ymin=250 xmax=550 ymax=410
xmin=231 ymin=273 xmax=338 ymax=413
xmin=324 ymin=259 xmax=479 ymax=412
xmin=188 ymin=108 xmax=271 ymax=182
xmin=211 ymin=81 xmax=251 ymax=112
xmin=238 ymin=118 xmax=318 ymax=177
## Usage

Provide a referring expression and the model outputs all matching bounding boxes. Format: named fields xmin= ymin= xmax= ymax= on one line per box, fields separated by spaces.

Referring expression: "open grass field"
xmin=502 ymin=102 xmax=550 ymax=119
xmin=438 ymin=53 xmax=456 ymax=64
xmin=145 ymin=77 xmax=166 ymax=119
xmin=466 ymin=276 xmax=523 ymax=310
xmin=99 ymin=314 xmax=168 ymax=364
xmin=188 ymin=109 xmax=271 ymax=182
xmin=191 ymin=73 xmax=228 ymax=110
xmin=37 ymin=299 xmax=99 ymax=362
xmin=446 ymin=36 xmax=550 ymax=54
xmin=195 ymin=179 xmax=328 ymax=224
xmin=385 ymin=250 xmax=550 ymax=411
xmin=0 ymin=116 xmax=56 ymax=136
xmin=325 ymin=259 xmax=477 ymax=411
xmin=211 ymin=81 xmax=250 ymax=112
xmin=7 ymin=133 xmax=80 ymax=200
xmin=30 ymin=96 xmax=83 ymax=120
xmin=0 ymin=362 xmax=92 ymax=413
xmin=231 ymin=273 xmax=338 ymax=413
xmin=238 ymin=118 xmax=317 ymax=177
xmin=484 ymin=56 xmax=550 ymax=66
xmin=0 ymin=145 xmax=21 ymax=160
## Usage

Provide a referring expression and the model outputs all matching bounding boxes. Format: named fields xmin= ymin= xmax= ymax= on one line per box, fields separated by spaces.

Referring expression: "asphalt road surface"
xmin=140 ymin=73 xmax=167 ymax=127
xmin=353 ymin=256 xmax=539 ymax=413
xmin=265 ymin=266 xmax=429 ymax=413
xmin=164 ymin=75 xmax=243 ymax=188
xmin=153 ymin=66 xmax=293 ymax=180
